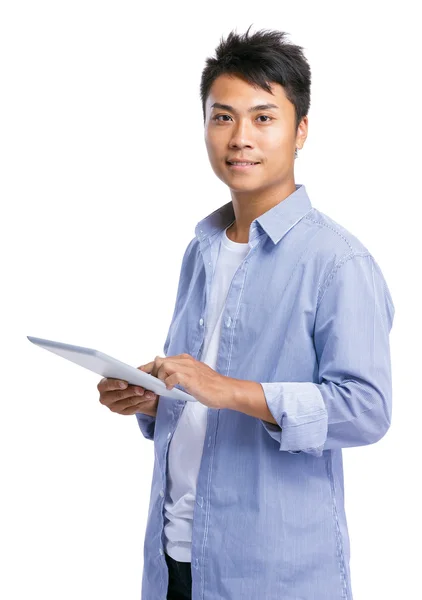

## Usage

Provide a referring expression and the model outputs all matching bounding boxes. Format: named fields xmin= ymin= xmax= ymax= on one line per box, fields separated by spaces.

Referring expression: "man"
xmin=98 ymin=26 xmax=395 ymax=600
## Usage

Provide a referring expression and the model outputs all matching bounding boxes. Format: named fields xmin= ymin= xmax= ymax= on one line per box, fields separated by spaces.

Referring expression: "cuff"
xmin=259 ymin=382 xmax=328 ymax=456
xmin=135 ymin=413 xmax=156 ymax=441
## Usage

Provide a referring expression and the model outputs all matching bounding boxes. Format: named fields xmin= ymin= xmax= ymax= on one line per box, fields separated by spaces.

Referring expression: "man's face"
xmin=204 ymin=73 xmax=306 ymax=193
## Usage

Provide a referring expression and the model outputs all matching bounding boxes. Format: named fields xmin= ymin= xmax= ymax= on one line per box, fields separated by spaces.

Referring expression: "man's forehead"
xmin=207 ymin=74 xmax=287 ymax=109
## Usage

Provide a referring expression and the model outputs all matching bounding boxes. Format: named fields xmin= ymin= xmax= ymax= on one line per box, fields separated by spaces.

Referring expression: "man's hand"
xmin=143 ymin=353 xmax=233 ymax=410
xmin=97 ymin=365 xmax=159 ymax=417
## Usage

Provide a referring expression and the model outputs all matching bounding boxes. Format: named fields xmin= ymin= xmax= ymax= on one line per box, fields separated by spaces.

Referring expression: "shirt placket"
xmin=190 ymin=227 xmax=264 ymax=598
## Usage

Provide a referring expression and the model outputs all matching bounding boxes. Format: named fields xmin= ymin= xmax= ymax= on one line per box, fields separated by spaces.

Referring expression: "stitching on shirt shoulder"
xmin=316 ymin=252 xmax=371 ymax=308
xmin=304 ymin=214 xmax=355 ymax=253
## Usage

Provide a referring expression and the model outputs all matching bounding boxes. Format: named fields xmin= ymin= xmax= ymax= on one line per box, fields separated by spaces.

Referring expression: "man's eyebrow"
xmin=210 ymin=102 xmax=279 ymax=113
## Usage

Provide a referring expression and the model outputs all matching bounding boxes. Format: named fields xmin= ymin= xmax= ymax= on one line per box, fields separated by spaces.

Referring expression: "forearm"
xmin=227 ymin=378 xmax=278 ymax=425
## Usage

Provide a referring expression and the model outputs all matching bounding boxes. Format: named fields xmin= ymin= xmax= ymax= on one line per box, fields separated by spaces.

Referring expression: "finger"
xmin=154 ymin=356 xmax=168 ymax=374
xmin=156 ymin=361 xmax=172 ymax=383
xmin=109 ymin=396 xmax=155 ymax=413
xmin=126 ymin=385 xmax=158 ymax=400
xmin=139 ymin=361 xmax=155 ymax=372
xmin=119 ymin=403 xmax=151 ymax=416
xmin=164 ymin=373 xmax=181 ymax=391
xmin=139 ymin=360 xmax=161 ymax=378
xmin=97 ymin=378 xmax=128 ymax=393
xmin=120 ymin=404 xmax=157 ymax=416
xmin=118 ymin=405 xmax=140 ymax=415
xmin=130 ymin=385 xmax=158 ymax=400
xmin=118 ymin=388 xmax=158 ymax=404
xmin=99 ymin=386 xmax=145 ymax=407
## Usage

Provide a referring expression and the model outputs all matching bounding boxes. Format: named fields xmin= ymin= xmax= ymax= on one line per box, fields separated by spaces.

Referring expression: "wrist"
xmin=226 ymin=378 xmax=278 ymax=425
xmin=226 ymin=377 xmax=254 ymax=412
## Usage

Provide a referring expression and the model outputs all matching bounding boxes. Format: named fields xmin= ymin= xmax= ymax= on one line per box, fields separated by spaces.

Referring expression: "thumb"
xmin=137 ymin=361 xmax=154 ymax=374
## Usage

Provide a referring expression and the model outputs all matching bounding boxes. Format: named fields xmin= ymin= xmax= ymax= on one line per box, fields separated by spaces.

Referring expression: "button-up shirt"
xmin=136 ymin=183 xmax=395 ymax=600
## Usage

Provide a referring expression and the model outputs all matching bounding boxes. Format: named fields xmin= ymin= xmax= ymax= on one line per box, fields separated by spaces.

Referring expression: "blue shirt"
xmin=136 ymin=183 xmax=395 ymax=600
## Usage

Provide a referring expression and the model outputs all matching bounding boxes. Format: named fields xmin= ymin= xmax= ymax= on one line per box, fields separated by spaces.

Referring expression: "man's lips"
xmin=226 ymin=160 xmax=260 ymax=170
xmin=226 ymin=160 xmax=260 ymax=165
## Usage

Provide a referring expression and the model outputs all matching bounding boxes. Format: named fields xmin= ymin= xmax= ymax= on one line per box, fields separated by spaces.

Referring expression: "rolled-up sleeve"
xmin=136 ymin=414 xmax=156 ymax=441
xmin=260 ymin=252 xmax=395 ymax=457
xmin=260 ymin=382 xmax=327 ymax=455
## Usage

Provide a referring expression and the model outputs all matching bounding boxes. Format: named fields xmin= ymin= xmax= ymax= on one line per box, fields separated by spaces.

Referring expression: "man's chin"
xmin=215 ymin=170 xmax=264 ymax=193
xmin=227 ymin=181 xmax=263 ymax=194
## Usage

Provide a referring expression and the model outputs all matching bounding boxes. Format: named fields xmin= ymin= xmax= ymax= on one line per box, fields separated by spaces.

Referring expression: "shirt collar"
xmin=195 ymin=183 xmax=313 ymax=246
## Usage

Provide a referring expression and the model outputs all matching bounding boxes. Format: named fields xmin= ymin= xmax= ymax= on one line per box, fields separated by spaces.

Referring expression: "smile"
xmin=226 ymin=161 xmax=260 ymax=170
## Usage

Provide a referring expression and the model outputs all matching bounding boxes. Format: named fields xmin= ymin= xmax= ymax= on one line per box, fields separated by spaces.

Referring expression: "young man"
xmin=99 ymin=27 xmax=395 ymax=600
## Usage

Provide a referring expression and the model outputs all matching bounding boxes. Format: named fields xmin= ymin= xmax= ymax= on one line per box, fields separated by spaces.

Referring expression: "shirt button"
xmin=199 ymin=318 xmax=204 ymax=326
xmin=167 ymin=432 xmax=171 ymax=439
xmin=225 ymin=316 xmax=232 ymax=328
xmin=159 ymin=548 xmax=163 ymax=555
xmin=160 ymin=490 xmax=164 ymax=497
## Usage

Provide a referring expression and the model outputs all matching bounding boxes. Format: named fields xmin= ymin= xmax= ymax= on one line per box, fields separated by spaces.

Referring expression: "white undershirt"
xmin=163 ymin=225 xmax=249 ymax=562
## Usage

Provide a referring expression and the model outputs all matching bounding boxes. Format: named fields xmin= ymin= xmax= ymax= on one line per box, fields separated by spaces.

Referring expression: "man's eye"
xmin=212 ymin=115 xmax=273 ymax=122
xmin=213 ymin=115 xmax=232 ymax=122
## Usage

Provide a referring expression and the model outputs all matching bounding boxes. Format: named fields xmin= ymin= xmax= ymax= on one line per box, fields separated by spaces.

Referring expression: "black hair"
xmin=200 ymin=25 xmax=311 ymax=132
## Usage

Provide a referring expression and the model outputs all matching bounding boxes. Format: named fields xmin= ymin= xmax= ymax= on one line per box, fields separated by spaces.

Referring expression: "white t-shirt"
xmin=163 ymin=225 xmax=249 ymax=562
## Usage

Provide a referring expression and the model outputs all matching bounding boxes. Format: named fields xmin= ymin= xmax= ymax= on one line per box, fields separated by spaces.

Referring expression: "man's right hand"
xmin=97 ymin=365 xmax=159 ymax=417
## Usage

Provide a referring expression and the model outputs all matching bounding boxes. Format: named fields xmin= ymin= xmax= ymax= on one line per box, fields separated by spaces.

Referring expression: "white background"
xmin=1 ymin=1 xmax=420 ymax=598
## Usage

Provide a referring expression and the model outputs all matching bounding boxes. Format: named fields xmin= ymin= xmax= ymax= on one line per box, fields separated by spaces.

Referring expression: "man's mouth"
xmin=226 ymin=161 xmax=260 ymax=170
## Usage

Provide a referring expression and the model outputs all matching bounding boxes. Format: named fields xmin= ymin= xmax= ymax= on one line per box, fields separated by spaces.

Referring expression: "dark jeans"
xmin=165 ymin=551 xmax=192 ymax=600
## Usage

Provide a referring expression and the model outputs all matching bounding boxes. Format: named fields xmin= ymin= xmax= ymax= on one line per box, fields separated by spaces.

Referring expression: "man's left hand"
xmin=141 ymin=353 xmax=233 ymax=409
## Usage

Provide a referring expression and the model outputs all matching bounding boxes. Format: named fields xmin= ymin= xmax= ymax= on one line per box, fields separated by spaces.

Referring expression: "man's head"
xmin=201 ymin=26 xmax=310 ymax=196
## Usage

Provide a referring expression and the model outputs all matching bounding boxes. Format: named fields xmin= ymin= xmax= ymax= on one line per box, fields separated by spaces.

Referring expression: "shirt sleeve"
xmin=135 ymin=413 xmax=156 ymax=441
xmin=259 ymin=252 xmax=395 ymax=457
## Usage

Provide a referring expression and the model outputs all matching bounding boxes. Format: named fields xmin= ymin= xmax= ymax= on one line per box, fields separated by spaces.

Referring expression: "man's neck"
xmin=226 ymin=179 xmax=297 ymax=243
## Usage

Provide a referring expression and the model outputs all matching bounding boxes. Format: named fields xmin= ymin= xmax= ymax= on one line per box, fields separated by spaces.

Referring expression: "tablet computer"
xmin=27 ymin=336 xmax=197 ymax=403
